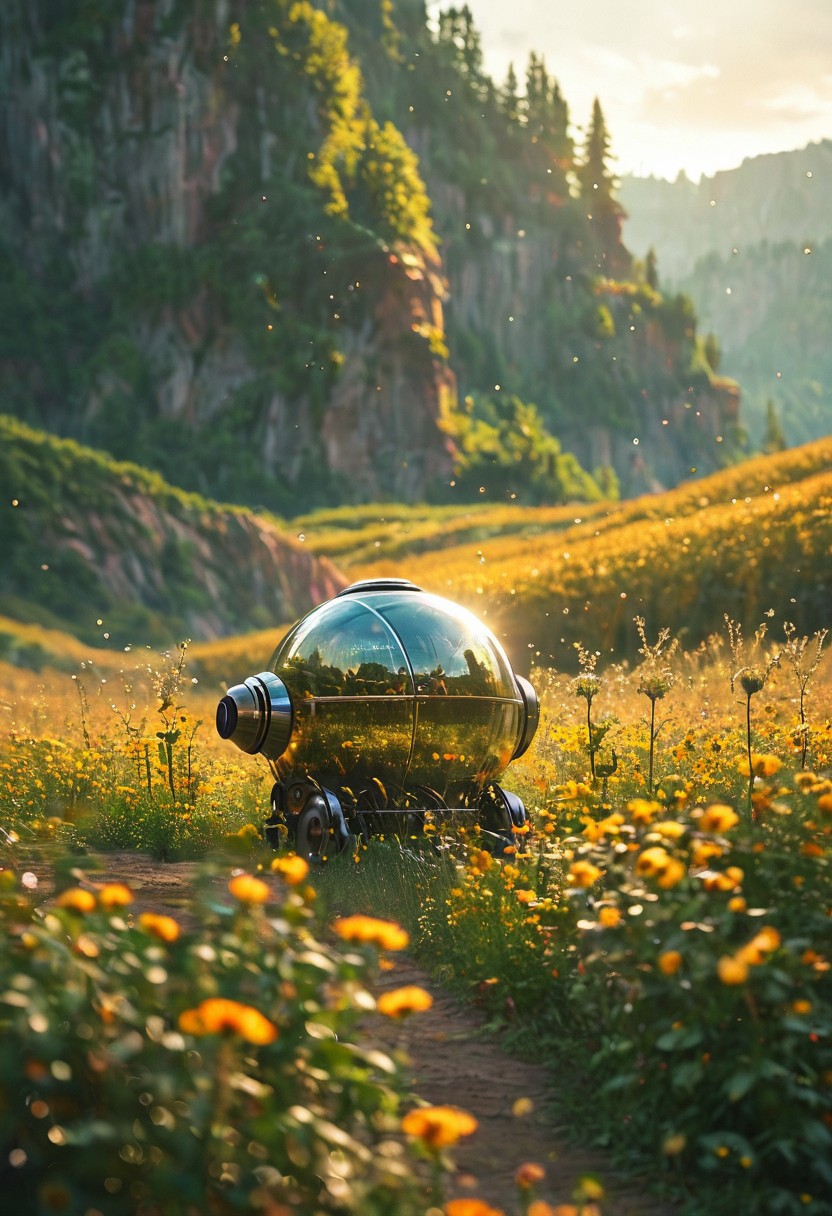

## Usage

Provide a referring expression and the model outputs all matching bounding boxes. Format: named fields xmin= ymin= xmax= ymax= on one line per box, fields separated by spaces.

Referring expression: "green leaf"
xmin=725 ymin=1069 xmax=756 ymax=1102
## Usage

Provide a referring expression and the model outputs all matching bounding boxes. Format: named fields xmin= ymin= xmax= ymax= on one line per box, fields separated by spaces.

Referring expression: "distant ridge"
xmin=620 ymin=140 xmax=832 ymax=447
xmin=620 ymin=139 xmax=832 ymax=278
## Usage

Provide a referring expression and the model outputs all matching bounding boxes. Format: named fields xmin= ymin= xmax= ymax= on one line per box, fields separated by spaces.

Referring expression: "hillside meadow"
xmin=1 ymin=438 xmax=831 ymax=1215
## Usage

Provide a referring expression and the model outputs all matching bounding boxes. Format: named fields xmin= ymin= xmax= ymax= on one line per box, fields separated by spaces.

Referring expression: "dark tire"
xmin=295 ymin=800 xmax=335 ymax=864
xmin=478 ymin=786 xmax=515 ymax=854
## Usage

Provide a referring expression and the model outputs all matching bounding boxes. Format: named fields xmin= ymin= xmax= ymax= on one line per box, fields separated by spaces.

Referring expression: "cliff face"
xmin=0 ymin=0 xmax=454 ymax=508
xmin=0 ymin=415 xmax=347 ymax=645
xmin=0 ymin=0 xmax=738 ymax=509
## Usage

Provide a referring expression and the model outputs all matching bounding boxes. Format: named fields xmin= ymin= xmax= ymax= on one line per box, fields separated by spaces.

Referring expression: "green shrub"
xmin=0 ymin=858 xmax=429 ymax=1215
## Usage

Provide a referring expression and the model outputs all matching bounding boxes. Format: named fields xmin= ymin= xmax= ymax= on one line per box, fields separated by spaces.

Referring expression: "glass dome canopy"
xmin=265 ymin=581 xmax=531 ymax=801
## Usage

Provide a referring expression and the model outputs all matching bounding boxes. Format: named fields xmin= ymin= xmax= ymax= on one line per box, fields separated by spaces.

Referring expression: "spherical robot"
xmin=216 ymin=578 xmax=538 ymax=859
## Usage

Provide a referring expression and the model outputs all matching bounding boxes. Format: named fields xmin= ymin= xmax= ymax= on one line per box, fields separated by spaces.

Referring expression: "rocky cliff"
xmin=0 ymin=0 xmax=739 ymax=508
xmin=0 ymin=415 xmax=346 ymax=645
xmin=0 ymin=0 xmax=454 ymax=509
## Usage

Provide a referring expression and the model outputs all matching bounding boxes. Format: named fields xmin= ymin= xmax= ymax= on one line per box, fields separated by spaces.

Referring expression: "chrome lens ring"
xmin=512 ymin=674 xmax=540 ymax=759
xmin=215 ymin=671 xmax=293 ymax=759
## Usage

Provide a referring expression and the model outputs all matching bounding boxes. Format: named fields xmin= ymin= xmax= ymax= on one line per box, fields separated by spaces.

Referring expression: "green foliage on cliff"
xmin=444 ymin=393 xmax=613 ymax=504
xmin=0 ymin=0 xmax=732 ymax=510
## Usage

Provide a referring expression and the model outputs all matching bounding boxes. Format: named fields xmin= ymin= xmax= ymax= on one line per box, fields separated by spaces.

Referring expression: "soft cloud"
xmin=440 ymin=0 xmax=832 ymax=178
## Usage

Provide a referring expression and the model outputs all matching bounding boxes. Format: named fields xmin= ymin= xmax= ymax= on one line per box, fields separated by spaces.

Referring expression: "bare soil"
xmin=91 ymin=853 xmax=679 ymax=1216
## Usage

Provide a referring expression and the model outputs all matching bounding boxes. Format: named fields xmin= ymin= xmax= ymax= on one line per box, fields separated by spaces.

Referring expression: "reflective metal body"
xmin=266 ymin=581 xmax=531 ymax=804
xmin=216 ymin=579 xmax=539 ymax=852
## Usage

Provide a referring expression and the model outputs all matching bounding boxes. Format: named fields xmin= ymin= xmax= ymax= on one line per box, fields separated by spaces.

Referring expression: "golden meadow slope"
xmin=346 ymin=438 xmax=832 ymax=669
xmin=2 ymin=431 xmax=830 ymax=682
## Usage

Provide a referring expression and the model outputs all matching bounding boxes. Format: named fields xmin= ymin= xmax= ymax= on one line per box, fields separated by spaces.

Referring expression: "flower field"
xmin=1 ymin=600 xmax=830 ymax=1214
xmin=2 ymin=438 xmax=832 ymax=1214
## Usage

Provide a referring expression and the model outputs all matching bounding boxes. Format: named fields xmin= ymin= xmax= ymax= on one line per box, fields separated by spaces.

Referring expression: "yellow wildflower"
xmin=627 ymin=798 xmax=662 ymax=825
xmin=702 ymin=871 xmax=739 ymax=893
xmin=567 ymin=859 xmax=602 ymax=888
xmin=270 ymin=855 xmax=310 ymax=885
xmin=598 ymin=906 xmax=622 ymax=927
xmin=691 ymin=839 xmax=723 ymax=866
xmin=738 ymin=925 xmax=781 ymax=964
xmin=636 ymin=845 xmax=670 ymax=878
xmin=97 ymin=883 xmax=133 ymax=909
xmin=657 ymin=857 xmax=686 ymax=888
xmin=699 ymin=804 xmax=740 ymax=833
xmin=652 ymin=820 xmax=686 ymax=841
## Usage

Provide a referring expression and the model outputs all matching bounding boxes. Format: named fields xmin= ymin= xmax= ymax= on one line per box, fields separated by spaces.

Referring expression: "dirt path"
xmin=91 ymin=854 xmax=678 ymax=1216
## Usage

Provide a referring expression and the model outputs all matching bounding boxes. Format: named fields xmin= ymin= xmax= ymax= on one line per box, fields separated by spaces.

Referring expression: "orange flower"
xmin=717 ymin=955 xmax=749 ymax=985
xmin=401 ymin=1104 xmax=478 ymax=1149
xmin=818 ymin=794 xmax=832 ymax=815
xmin=445 ymin=1200 xmax=505 ymax=1216
xmin=468 ymin=848 xmax=494 ymax=876
xmin=178 ymin=998 xmax=278 ymax=1045
xmin=701 ymin=871 xmax=738 ymax=893
xmin=516 ymin=889 xmax=537 ymax=904
xmin=658 ymin=950 xmax=682 ymax=976
xmin=270 ymin=855 xmax=310 ymax=885
xmin=376 ymin=985 xmax=434 ymax=1018
xmin=228 ymin=873 xmax=270 ymax=904
xmin=567 ymin=859 xmax=602 ymax=888
xmin=699 ymin=804 xmax=739 ymax=834
xmin=738 ymin=925 xmax=781 ymax=964
xmin=514 ymin=1161 xmax=546 ymax=1188
xmin=55 ymin=887 xmax=96 ymax=913
xmin=332 ymin=914 xmax=409 ymax=951
xmin=598 ymin=906 xmax=621 ymax=927
xmin=97 ymin=883 xmax=133 ymax=909
xmin=138 ymin=912 xmax=181 ymax=943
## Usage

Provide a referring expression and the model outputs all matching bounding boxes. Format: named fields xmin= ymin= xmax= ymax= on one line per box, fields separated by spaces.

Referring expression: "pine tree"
xmin=762 ymin=399 xmax=787 ymax=454
xmin=500 ymin=62 xmax=521 ymax=126
xmin=575 ymin=97 xmax=626 ymax=268
xmin=645 ymin=246 xmax=659 ymax=291
xmin=523 ymin=52 xmax=572 ymax=192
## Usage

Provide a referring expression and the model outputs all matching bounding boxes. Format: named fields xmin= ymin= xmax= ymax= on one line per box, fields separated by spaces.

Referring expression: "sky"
xmin=426 ymin=0 xmax=832 ymax=182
